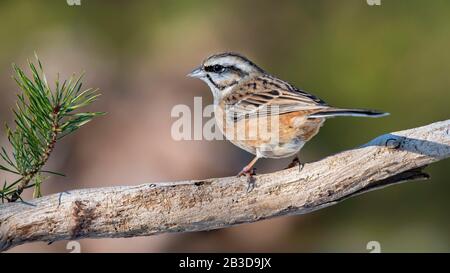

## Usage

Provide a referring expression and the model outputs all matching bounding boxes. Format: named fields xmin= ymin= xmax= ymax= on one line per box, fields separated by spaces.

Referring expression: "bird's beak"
xmin=187 ymin=67 xmax=205 ymax=78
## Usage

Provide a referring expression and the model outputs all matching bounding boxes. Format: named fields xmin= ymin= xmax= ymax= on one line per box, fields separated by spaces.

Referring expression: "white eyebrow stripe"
xmin=204 ymin=56 xmax=258 ymax=75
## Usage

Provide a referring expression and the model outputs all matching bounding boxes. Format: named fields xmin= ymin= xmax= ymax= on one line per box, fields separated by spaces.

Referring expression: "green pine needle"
xmin=0 ymin=55 xmax=104 ymax=203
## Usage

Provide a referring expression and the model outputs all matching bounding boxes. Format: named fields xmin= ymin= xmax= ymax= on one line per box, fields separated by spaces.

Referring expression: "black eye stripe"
xmin=228 ymin=65 xmax=248 ymax=76
xmin=203 ymin=65 xmax=248 ymax=76
xmin=204 ymin=65 xmax=225 ymax=73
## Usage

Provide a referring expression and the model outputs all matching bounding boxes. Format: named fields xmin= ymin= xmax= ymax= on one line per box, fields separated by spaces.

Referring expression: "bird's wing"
xmin=223 ymin=75 xmax=329 ymax=121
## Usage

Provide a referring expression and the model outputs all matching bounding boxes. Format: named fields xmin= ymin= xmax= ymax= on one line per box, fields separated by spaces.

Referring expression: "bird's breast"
xmin=213 ymin=105 xmax=324 ymax=158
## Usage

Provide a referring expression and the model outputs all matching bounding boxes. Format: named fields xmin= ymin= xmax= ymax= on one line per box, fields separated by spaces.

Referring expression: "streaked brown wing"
xmin=223 ymin=75 xmax=329 ymax=121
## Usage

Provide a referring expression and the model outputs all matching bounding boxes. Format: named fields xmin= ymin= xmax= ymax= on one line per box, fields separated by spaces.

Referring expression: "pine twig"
xmin=0 ymin=55 xmax=104 ymax=202
xmin=9 ymin=111 xmax=59 ymax=202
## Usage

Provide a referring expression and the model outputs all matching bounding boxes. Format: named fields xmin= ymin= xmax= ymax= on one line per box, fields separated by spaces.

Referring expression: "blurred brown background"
xmin=1 ymin=0 xmax=449 ymax=252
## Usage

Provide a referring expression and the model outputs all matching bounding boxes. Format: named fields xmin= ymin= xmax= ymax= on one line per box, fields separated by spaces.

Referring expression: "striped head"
xmin=188 ymin=52 xmax=265 ymax=99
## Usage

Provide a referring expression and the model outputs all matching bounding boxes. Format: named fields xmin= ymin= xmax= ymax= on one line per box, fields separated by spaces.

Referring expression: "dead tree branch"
xmin=0 ymin=119 xmax=449 ymax=251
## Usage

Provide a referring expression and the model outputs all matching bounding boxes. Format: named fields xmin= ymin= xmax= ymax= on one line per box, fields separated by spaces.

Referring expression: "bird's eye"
xmin=204 ymin=64 xmax=226 ymax=73
xmin=213 ymin=65 xmax=224 ymax=73
xmin=211 ymin=65 xmax=225 ymax=73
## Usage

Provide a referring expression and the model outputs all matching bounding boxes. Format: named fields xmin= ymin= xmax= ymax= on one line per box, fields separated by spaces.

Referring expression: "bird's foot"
xmin=285 ymin=157 xmax=304 ymax=172
xmin=237 ymin=167 xmax=257 ymax=193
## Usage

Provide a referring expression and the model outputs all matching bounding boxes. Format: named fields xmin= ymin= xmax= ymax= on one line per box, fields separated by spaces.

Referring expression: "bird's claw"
xmin=285 ymin=157 xmax=304 ymax=173
xmin=237 ymin=167 xmax=257 ymax=193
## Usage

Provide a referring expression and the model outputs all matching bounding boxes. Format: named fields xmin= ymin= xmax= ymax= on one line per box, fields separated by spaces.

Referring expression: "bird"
xmin=188 ymin=52 xmax=388 ymax=180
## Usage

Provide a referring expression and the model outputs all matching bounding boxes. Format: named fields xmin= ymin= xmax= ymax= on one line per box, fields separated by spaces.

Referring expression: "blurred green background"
xmin=0 ymin=0 xmax=449 ymax=252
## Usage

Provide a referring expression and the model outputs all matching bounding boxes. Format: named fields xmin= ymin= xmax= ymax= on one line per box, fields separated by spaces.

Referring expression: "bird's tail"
xmin=308 ymin=108 xmax=389 ymax=118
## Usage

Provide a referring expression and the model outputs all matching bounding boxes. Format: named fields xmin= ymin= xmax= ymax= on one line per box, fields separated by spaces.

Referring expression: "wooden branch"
xmin=1 ymin=120 xmax=449 ymax=252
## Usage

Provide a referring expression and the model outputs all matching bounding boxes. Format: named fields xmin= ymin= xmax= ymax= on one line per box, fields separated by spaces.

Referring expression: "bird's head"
xmin=188 ymin=52 xmax=264 ymax=99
